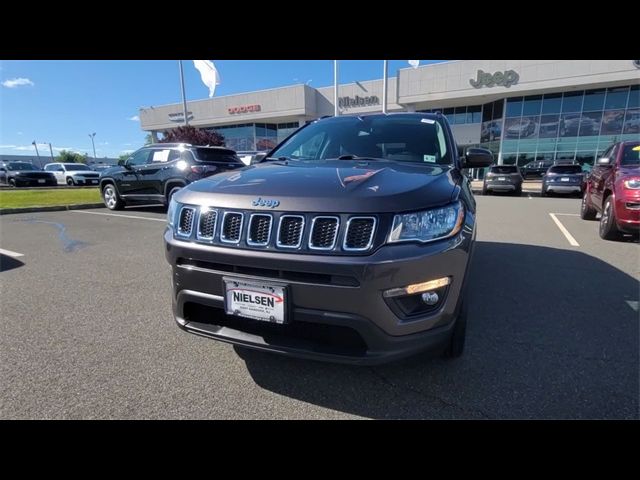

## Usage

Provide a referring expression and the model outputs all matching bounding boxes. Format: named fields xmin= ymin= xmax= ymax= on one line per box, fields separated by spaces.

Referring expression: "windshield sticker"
xmin=421 ymin=118 xmax=435 ymax=124
xmin=423 ymin=155 xmax=436 ymax=163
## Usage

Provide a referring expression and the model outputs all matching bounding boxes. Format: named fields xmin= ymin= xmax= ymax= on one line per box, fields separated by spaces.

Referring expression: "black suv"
xmin=164 ymin=113 xmax=493 ymax=364
xmin=99 ymin=143 xmax=244 ymax=210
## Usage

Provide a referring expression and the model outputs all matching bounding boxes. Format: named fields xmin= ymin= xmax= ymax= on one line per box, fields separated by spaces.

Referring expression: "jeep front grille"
xmin=197 ymin=209 xmax=218 ymax=241
xmin=309 ymin=216 xmax=339 ymax=250
xmin=247 ymin=214 xmax=272 ymax=246
xmin=344 ymin=217 xmax=376 ymax=251
xmin=277 ymin=215 xmax=304 ymax=248
xmin=177 ymin=207 xmax=196 ymax=237
xmin=221 ymin=212 xmax=243 ymax=243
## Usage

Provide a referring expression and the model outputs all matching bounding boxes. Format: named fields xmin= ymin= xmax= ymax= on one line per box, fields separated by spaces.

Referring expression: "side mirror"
xmin=596 ymin=157 xmax=612 ymax=166
xmin=463 ymin=147 xmax=493 ymax=169
xmin=251 ymin=153 xmax=267 ymax=164
xmin=117 ymin=159 xmax=125 ymax=166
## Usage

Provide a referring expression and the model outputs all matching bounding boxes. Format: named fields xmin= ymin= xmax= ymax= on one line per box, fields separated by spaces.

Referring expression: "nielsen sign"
xmin=338 ymin=95 xmax=379 ymax=109
xmin=469 ymin=70 xmax=520 ymax=89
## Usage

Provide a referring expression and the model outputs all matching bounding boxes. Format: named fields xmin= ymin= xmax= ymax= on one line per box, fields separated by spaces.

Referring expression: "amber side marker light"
xmin=383 ymin=276 xmax=451 ymax=299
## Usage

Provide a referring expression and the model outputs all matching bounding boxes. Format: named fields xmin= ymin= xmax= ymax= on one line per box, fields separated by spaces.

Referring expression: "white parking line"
xmin=71 ymin=210 xmax=166 ymax=222
xmin=0 ymin=247 xmax=25 ymax=258
xmin=553 ymin=213 xmax=580 ymax=216
xmin=549 ymin=213 xmax=580 ymax=247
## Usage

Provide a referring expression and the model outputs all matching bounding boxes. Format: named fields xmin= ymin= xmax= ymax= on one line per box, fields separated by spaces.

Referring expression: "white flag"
xmin=193 ymin=60 xmax=220 ymax=98
xmin=408 ymin=60 xmax=420 ymax=69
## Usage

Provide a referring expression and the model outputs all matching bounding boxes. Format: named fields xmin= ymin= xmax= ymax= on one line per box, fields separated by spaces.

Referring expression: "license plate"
xmin=561 ymin=177 xmax=570 ymax=182
xmin=498 ymin=176 xmax=506 ymax=181
xmin=90 ymin=180 xmax=98 ymax=184
xmin=38 ymin=179 xmax=46 ymax=184
xmin=224 ymin=278 xmax=286 ymax=324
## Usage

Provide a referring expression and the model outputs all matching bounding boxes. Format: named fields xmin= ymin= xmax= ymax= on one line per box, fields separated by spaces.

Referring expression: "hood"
xmin=176 ymin=159 xmax=459 ymax=213
xmin=617 ymin=166 xmax=640 ymax=179
xmin=12 ymin=170 xmax=53 ymax=176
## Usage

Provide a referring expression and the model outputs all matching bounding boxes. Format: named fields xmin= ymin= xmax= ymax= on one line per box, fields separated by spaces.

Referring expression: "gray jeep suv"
xmin=164 ymin=113 xmax=492 ymax=364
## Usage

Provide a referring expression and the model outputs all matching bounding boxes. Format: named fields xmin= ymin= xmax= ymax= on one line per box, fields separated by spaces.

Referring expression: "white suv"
xmin=44 ymin=163 xmax=101 ymax=186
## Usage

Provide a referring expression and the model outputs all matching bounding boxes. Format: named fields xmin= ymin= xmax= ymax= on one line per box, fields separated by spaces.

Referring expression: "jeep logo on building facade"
xmin=338 ymin=95 xmax=379 ymax=109
xmin=469 ymin=70 xmax=520 ymax=89
xmin=252 ymin=197 xmax=280 ymax=208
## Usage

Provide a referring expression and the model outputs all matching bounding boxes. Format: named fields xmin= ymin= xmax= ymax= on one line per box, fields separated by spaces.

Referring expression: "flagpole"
xmin=382 ymin=60 xmax=388 ymax=114
xmin=178 ymin=60 xmax=189 ymax=126
xmin=334 ymin=60 xmax=339 ymax=117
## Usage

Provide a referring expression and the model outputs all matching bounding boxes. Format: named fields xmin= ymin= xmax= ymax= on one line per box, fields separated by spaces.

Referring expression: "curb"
xmin=0 ymin=203 xmax=105 ymax=215
xmin=0 ymin=186 xmax=99 ymax=191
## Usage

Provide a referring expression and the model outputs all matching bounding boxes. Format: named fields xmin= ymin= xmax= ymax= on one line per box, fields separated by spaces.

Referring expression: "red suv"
xmin=581 ymin=141 xmax=640 ymax=240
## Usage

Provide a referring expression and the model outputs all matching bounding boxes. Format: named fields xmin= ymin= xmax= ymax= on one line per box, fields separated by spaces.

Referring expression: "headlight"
xmin=167 ymin=196 xmax=179 ymax=227
xmin=388 ymin=201 xmax=464 ymax=244
xmin=623 ymin=178 xmax=640 ymax=189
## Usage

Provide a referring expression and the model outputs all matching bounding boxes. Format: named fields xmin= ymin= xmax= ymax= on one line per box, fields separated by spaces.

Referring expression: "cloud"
xmin=0 ymin=144 xmax=18 ymax=149
xmin=128 ymin=115 xmax=140 ymax=122
xmin=2 ymin=77 xmax=35 ymax=88
xmin=99 ymin=141 xmax=109 ymax=145
xmin=120 ymin=149 xmax=135 ymax=154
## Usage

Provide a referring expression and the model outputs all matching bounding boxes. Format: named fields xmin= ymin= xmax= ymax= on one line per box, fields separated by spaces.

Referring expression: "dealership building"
xmin=140 ymin=60 xmax=640 ymax=169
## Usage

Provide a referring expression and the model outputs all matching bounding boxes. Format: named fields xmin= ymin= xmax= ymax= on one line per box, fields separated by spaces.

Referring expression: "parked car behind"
xmin=541 ymin=164 xmax=585 ymax=197
xmin=0 ymin=161 xmax=57 ymax=187
xmin=521 ymin=159 xmax=553 ymax=179
xmin=581 ymin=141 xmax=640 ymax=240
xmin=482 ymin=165 xmax=523 ymax=195
xmin=99 ymin=143 xmax=245 ymax=210
xmin=44 ymin=163 xmax=101 ymax=186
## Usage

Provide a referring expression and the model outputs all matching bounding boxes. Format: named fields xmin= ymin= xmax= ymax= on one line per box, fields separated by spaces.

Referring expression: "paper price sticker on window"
xmin=152 ymin=150 xmax=170 ymax=162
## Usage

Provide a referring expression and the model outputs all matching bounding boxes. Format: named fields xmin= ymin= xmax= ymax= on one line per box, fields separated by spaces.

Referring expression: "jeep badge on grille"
xmin=252 ymin=197 xmax=280 ymax=208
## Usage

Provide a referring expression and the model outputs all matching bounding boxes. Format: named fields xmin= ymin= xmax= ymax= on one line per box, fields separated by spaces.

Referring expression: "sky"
xmin=0 ymin=60 xmax=447 ymax=159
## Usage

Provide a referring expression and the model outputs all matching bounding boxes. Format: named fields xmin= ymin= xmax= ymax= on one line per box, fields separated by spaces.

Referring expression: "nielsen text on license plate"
xmin=224 ymin=278 xmax=286 ymax=324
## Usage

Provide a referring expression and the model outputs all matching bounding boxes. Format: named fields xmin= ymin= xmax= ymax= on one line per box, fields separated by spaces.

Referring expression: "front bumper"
xmin=14 ymin=178 xmax=57 ymax=187
xmin=164 ymin=216 xmax=476 ymax=365
xmin=615 ymin=194 xmax=640 ymax=233
xmin=73 ymin=177 xmax=100 ymax=185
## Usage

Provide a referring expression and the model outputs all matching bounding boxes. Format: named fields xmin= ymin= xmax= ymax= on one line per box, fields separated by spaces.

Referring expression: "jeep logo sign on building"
xmin=470 ymin=70 xmax=520 ymax=89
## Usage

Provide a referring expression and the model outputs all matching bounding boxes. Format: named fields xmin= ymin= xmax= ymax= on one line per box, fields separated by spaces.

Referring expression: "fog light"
xmin=421 ymin=292 xmax=439 ymax=305
xmin=383 ymin=276 xmax=451 ymax=298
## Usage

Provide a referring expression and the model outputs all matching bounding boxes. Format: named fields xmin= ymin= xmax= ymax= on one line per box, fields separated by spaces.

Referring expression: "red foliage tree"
xmin=159 ymin=125 xmax=225 ymax=146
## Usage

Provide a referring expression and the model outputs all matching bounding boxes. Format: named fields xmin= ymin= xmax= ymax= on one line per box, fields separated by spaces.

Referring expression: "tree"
xmin=159 ymin=125 xmax=225 ymax=146
xmin=56 ymin=150 xmax=85 ymax=163
xmin=118 ymin=153 xmax=131 ymax=163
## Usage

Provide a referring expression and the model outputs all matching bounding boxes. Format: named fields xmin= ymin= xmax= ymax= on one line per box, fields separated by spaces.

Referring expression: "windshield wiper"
xmin=335 ymin=155 xmax=385 ymax=161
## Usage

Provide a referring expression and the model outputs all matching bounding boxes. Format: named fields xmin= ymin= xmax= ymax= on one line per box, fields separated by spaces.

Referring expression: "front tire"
xmin=8 ymin=178 xmax=16 ymax=188
xmin=580 ymin=191 xmax=597 ymax=220
xmin=66 ymin=177 xmax=75 ymax=186
xmin=102 ymin=184 xmax=125 ymax=210
xmin=443 ymin=301 xmax=467 ymax=359
xmin=599 ymin=196 xmax=621 ymax=240
xmin=514 ymin=186 xmax=522 ymax=196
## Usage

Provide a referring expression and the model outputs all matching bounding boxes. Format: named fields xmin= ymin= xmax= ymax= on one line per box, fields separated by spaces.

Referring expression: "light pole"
xmin=178 ymin=60 xmax=189 ymax=126
xmin=89 ymin=133 xmax=97 ymax=164
xmin=48 ymin=143 xmax=55 ymax=163
xmin=32 ymin=141 xmax=41 ymax=163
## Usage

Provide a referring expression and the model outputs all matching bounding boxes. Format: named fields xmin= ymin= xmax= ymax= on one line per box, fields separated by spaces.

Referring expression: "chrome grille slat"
xmin=309 ymin=216 xmax=339 ymax=250
xmin=220 ymin=212 xmax=243 ymax=243
xmin=343 ymin=217 xmax=376 ymax=251
xmin=247 ymin=214 xmax=273 ymax=246
xmin=277 ymin=215 xmax=305 ymax=248
xmin=177 ymin=207 xmax=196 ymax=237
xmin=197 ymin=208 xmax=218 ymax=241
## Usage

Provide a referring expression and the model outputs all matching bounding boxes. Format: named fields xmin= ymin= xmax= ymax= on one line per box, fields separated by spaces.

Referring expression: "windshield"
xmin=490 ymin=166 xmax=519 ymax=174
xmin=548 ymin=165 xmax=583 ymax=174
xmin=7 ymin=163 xmax=36 ymax=171
xmin=270 ymin=115 xmax=452 ymax=165
xmin=64 ymin=163 xmax=92 ymax=171
xmin=621 ymin=144 xmax=640 ymax=166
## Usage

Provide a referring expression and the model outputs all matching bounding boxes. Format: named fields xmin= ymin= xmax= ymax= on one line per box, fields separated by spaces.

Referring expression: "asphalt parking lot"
xmin=0 ymin=195 xmax=638 ymax=419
